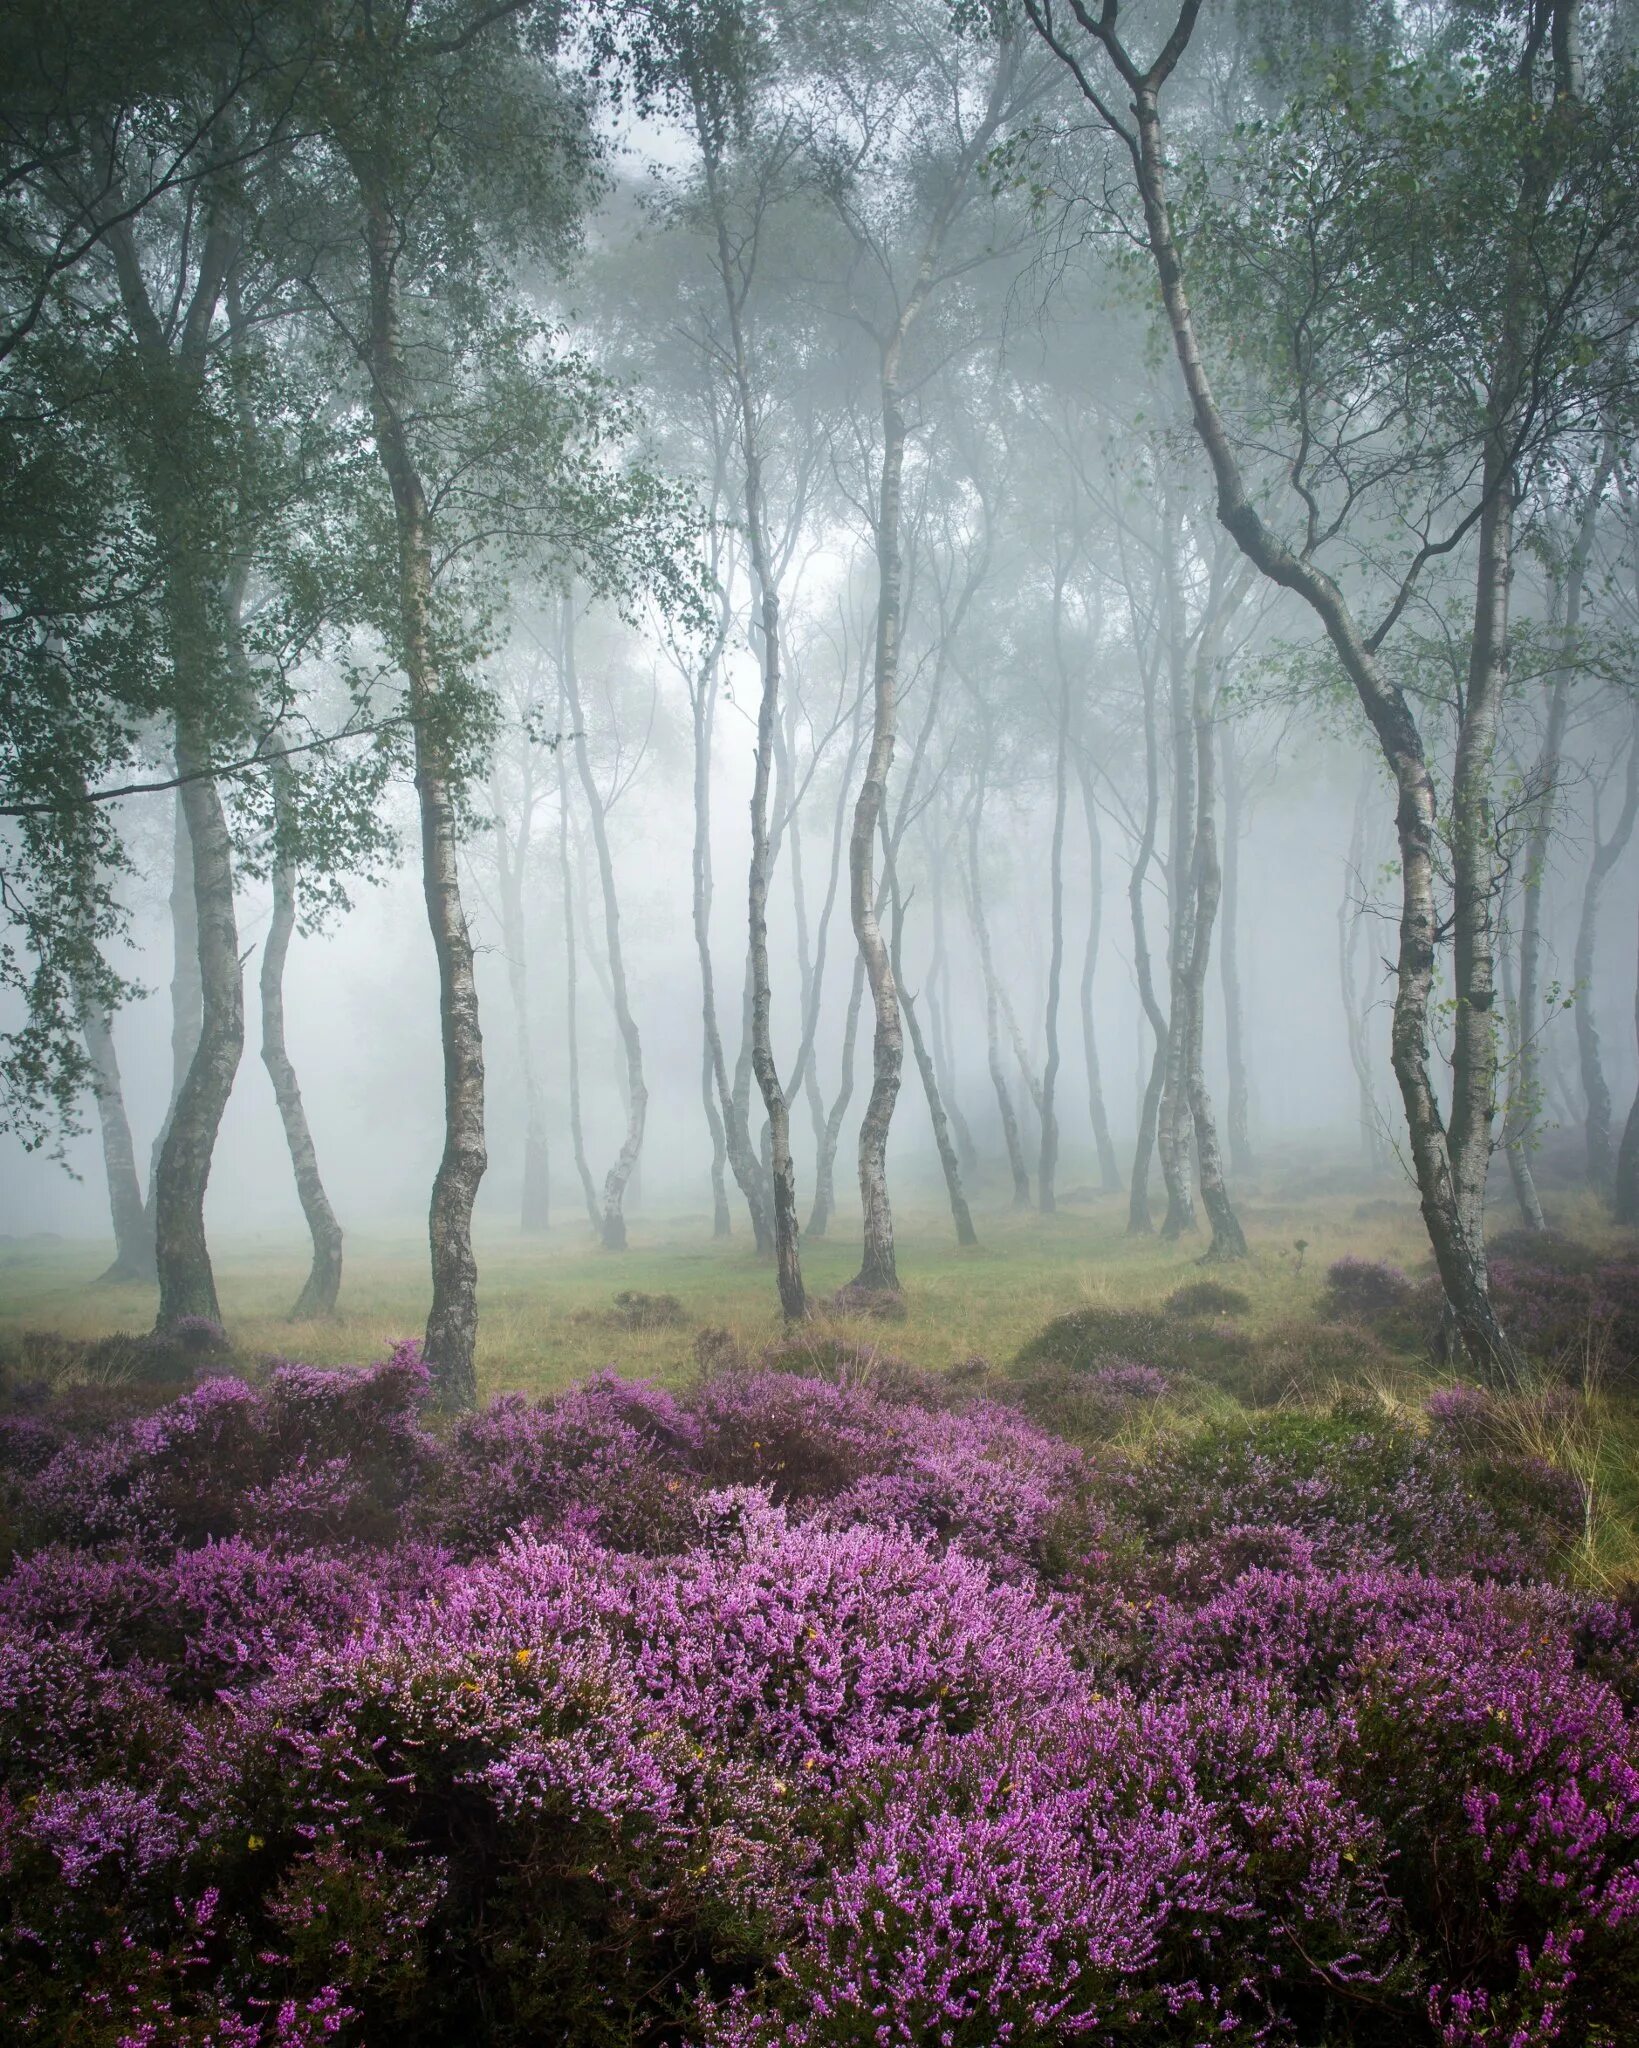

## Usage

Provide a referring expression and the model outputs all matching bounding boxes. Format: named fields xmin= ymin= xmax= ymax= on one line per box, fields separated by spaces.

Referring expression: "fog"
xmin=3 ymin=0 xmax=1638 ymax=1392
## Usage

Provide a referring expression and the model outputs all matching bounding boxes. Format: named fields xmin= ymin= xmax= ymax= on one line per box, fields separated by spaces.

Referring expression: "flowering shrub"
xmin=1320 ymin=1254 xmax=1415 ymax=1322
xmin=1 ymin=1339 xmax=1635 ymax=2043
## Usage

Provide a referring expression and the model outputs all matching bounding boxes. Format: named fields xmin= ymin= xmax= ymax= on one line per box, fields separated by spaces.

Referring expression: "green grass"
xmin=6 ymin=1175 xmax=1639 ymax=1587
xmin=0 ymin=1180 xmax=1436 ymax=1397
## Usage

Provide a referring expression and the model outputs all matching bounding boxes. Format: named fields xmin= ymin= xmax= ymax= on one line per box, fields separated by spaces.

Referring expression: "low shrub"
xmin=1164 ymin=1278 xmax=1252 ymax=1319
xmin=1 ymin=1337 xmax=1633 ymax=2045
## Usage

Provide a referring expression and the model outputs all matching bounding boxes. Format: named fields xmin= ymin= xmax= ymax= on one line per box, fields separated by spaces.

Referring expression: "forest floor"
xmin=6 ymin=1166 xmax=1638 ymax=1582
xmin=0 ymin=1174 xmax=1449 ymax=1389
xmin=0 ymin=1167 xmax=1618 ymax=1383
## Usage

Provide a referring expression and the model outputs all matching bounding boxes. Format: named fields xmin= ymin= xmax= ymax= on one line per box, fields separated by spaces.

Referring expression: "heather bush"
xmin=1015 ymin=1300 xmax=1252 ymax=1382
xmin=2 ymin=1336 xmax=1635 ymax=2044
xmin=1320 ymin=1254 xmax=1415 ymax=1322
xmin=1164 ymin=1278 xmax=1252 ymax=1319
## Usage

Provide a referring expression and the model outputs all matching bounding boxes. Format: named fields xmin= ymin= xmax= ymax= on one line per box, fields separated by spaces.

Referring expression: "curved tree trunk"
xmin=153 ymin=715 xmax=244 ymax=1331
xmin=1181 ymin=640 xmax=1247 ymax=1260
xmin=847 ymin=370 xmax=909 ymax=1295
xmin=359 ymin=187 xmax=485 ymax=1407
xmin=80 ymin=988 xmax=154 ymax=1284
xmin=1060 ymin=57 xmax=1513 ymax=1370
xmin=1219 ymin=718 xmax=1254 ymax=1178
xmin=261 ymin=772 xmax=344 ymax=1319
xmin=559 ymin=598 xmax=647 ymax=1253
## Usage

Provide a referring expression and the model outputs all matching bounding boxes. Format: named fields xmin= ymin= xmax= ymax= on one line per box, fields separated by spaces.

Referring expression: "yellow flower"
xmin=247 ymin=1835 xmax=265 ymax=1852
xmin=514 ymin=1648 xmax=534 ymax=1669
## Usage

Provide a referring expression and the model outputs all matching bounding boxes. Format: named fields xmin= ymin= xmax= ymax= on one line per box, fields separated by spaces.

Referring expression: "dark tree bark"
xmin=559 ymin=598 xmax=646 ymax=1253
xmin=1075 ymin=758 xmax=1122 ymax=1194
xmin=101 ymin=211 xmax=243 ymax=1335
xmin=261 ymin=769 xmax=343 ymax=1318
xmin=1218 ymin=718 xmax=1254 ymax=1177
xmin=80 ymin=989 xmax=154 ymax=1284
xmin=358 ymin=185 xmax=485 ymax=1407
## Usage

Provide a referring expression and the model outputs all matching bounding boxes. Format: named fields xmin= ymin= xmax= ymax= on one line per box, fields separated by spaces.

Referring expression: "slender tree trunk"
xmin=148 ymin=792 xmax=201 ymax=1211
xmin=1157 ymin=517 xmax=1197 ymax=1240
xmin=1340 ymin=767 xmax=1389 ymax=1171
xmin=80 ymin=989 xmax=154 ymax=1284
xmin=1127 ymin=642 xmax=1169 ymax=1234
xmin=1182 ymin=643 xmax=1248 ymax=1260
xmin=1499 ymin=892 xmax=1547 ymax=1230
xmin=848 ymin=367 xmax=910 ymax=1294
xmin=492 ymin=773 xmax=549 ymax=1235
xmin=1218 ymin=719 xmax=1254 ymax=1177
xmin=809 ymin=954 xmax=865 ymax=1238
xmin=1074 ymin=758 xmax=1122 ymax=1194
xmin=965 ymin=775 xmax=1031 ymax=1207
xmin=740 ymin=518 xmax=806 ymax=1318
xmin=557 ymin=735 xmax=601 ymax=1232
xmin=1092 ymin=67 xmax=1513 ymax=1369
xmin=559 ymin=598 xmax=646 ymax=1252
xmin=1615 ymin=894 xmax=1639 ymax=1226
xmin=261 ymin=770 xmax=344 ymax=1318
xmin=1575 ymin=728 xmax=1639 ymax=1192
xmin=924 ymin=829 xmax=979 ymax=1172
xmin=690 ymin=549 xmax=765 ymax=1244
xmin=1039 ymin=563 xmax=1073 ymax=1213
xmin=359 ymin=187 xmax=484 ymax=1406
xmin=153 ymin=710 xmax=243 ymax=1331
xmin=885 ymin=820 xmax=978 ymax=1247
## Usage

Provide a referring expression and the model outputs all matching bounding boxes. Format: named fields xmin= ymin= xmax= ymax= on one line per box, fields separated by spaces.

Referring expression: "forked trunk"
xmin=153 ymin=713 xmax=244 ymax=1331
xmin=559 ymin=598 xmax=647 ymax=1253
